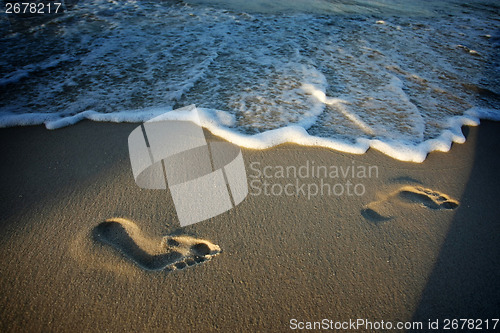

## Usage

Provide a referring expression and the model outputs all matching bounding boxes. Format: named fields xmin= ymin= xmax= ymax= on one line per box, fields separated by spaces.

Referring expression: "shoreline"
xmin=0 ymin=120 xmax=498 ymax=332
xmin=1 ymin=105 xmax=499 ymax=163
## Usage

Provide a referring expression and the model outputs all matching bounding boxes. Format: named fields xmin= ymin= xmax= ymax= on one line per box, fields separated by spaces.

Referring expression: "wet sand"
xmin=0 ymin=120 xmax=498 ymax=332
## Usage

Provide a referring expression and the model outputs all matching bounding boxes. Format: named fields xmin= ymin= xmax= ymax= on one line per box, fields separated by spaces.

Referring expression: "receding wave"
xmin=0 ymin=0 xmax=499 ymax=162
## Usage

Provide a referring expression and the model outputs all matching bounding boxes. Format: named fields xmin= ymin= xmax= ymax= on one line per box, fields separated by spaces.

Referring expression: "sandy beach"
xmin=0 ymin=120 xmax=498 ymax=332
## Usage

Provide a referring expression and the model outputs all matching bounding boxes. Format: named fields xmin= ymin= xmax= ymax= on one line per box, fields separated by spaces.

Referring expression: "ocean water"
xmin=0 ymin=0 xmax=499 ymax=161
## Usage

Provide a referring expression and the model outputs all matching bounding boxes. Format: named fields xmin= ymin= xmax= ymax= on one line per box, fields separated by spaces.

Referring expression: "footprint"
xmin=362 ymin=185 xmax=459 ymax=223
xmin=93 ymin=218 xmax=221 ymax=271
xmin=397 ymin=186 xmax=459 ymax=210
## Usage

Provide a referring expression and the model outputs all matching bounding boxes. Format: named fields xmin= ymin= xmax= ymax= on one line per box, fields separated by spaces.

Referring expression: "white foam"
xmin=0 ymin=54 xmax=74 ymax=87
xmin=1 ymin=0 xmax=499 ymax=163
xmin=2 ymin=103 xmax=495 ymax=162
xmin=466 ymin=107 xmax=500 ymax=122
xmin=194 ymin=106 xmax=491 ymax=163
xmin=134 ymin=105 xmax=491 ymax=163
xmin=0 ymin=106 xmax=173 ymax=130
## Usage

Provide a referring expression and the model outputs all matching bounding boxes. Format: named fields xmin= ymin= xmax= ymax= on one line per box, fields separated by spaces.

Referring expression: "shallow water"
xmin=0 ymin=0 xmax=499 ymax=161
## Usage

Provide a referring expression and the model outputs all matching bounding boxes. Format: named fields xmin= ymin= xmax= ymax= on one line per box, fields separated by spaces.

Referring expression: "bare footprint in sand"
xmin=362 ymin=186 xmax=459 ymax=223
xmin=94 ymin=218 xmax=221 ymax=271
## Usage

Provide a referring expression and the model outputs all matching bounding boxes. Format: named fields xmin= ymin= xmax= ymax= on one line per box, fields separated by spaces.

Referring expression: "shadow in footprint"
xmin=94 ymin=221 xmax=182 ymax=270
xmin=362 ymin=185 xmax=459 ymax=223
xmin=361 ymin=208 xmax=392 ymax=223
xmin=93 ymin=218 xmax=221 ymax=271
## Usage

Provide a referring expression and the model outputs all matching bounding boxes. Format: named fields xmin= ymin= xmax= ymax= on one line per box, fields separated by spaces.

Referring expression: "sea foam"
xmin=0 ymin=0 xmax=499 ymax=162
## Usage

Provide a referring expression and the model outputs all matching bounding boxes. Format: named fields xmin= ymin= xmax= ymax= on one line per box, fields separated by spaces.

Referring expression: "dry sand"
xmin=0 ymin=121 xmax=498 ymax=332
